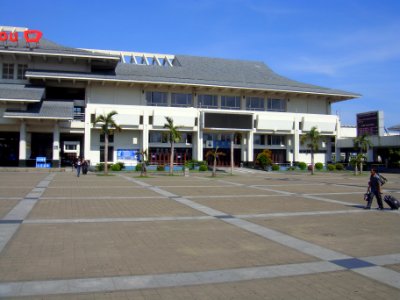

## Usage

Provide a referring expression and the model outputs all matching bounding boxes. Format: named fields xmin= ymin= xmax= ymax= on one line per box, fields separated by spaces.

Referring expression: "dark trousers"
xmin=366 ymin=191 xmax=383 ymax=209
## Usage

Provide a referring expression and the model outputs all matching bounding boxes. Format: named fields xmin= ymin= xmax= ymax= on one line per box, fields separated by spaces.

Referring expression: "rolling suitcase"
xmin=384 ymin=195 xmax=400 ymax=210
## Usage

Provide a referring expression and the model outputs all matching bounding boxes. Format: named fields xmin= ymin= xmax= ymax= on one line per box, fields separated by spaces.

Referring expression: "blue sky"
xmin=6 ymin=0 xmax=400 ymax=127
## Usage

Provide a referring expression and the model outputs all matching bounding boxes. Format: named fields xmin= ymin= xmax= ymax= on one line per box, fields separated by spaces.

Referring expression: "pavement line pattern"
xmin=0 ymin=173 xmax=55 ymax=253
xmin=120 ymin=174 xmax=400 ymax=290
xmin=0 ymin=173 xmax=398 ymax=298
xmin=0 ymin=261 xmax=344 ymax=298
xmin=21 ymin=209 xmax=371 ymax=225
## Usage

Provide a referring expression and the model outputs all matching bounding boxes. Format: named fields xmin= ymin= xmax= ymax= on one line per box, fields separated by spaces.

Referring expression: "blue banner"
xmin=117 ymin=149 xmax=137 ymax=161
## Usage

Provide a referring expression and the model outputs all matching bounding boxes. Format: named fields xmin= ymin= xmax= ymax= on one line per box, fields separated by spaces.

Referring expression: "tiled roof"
xmin=0 ymin=84 xmax=44 ymax=102
xmin=4 ymin=100 xmax=73 ymax=119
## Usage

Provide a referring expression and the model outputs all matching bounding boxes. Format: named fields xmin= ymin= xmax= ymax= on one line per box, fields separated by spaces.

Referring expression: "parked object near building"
xmin=0 ymin=26 xmax=361 ymax=168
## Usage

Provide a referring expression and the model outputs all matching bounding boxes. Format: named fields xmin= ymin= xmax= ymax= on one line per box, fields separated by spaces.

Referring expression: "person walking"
xmin=82 ymin=158 xmax=88 ymax=175
xmin=365 ymin=168 xmax=384 ymax=210
xmin=76 ymin=158 xmax=82 ymax=177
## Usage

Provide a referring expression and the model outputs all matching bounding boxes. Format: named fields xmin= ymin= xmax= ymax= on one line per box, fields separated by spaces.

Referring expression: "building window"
xmin=146 ymin=91 xmax=167 ymax=106
xmin=198 ymin=94 xmax=218 ymax=108
xmin=221 ymin=96 xmax=241 ymax=110
xmin=267 ymin=98 xmax=286 ymax=112
xmin=267 ymin=135 xmax=285 ymax=146
xmin=254 ymin=134 xmax=265 ymax=145
xmin=17 ymin=64 xmax=27 ymax=80
xmin=171 ymin=93 xmax=192 ymax=107
xmin=246 ymin=97 xmax=264 ymax=111
xmin=149 ymin=131 xmax=167 ymax=143
xmin=100 ymin=146 xmax=114 ymax=162
xmin=73 ymin=106 xmax=85 ymax=121
xmin=65 ymin=144 xmax=77 ymax=151
xmin=100 ymin=133 xmax=114 ymax=143
xmin=2 ymin=63 xmax=14 ymax=79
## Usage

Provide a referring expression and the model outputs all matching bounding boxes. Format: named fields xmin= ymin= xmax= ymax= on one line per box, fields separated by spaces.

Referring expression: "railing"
xmin=73 ymin=113 xmax=85 ymax=121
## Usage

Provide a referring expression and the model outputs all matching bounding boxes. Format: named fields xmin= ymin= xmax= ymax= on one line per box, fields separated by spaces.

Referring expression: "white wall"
xmin=88 ymin=85 xmax=143 ymax=105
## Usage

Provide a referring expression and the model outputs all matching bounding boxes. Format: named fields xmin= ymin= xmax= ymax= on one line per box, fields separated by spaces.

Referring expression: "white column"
xmin=141 ymin=111 xmax=152 ymax=154
xmin=19 ymin=120 xmax=27 ymax=160
xmin=293 ymin=119 xmax=300 ymax=162
xmin=194 ymin=130 xmax=203 ymax=161
xmin=247 ymin=131 xmax=254 ymax=162
xmin=52 ymin=122 xmax=60 ymax=161
xmin=241 ymin=134 xmax=247 ymax=161
xmin=286 ymin=135 xmax=293 ymax=164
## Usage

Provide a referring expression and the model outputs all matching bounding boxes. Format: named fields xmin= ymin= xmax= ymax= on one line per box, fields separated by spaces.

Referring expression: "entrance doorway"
xmin=0 ymin=132 xmax=19 ymax=166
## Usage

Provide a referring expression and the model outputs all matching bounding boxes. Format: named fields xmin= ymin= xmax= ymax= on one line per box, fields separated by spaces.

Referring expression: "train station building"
xmin=0 ymin=26 xmax=360 ymax=168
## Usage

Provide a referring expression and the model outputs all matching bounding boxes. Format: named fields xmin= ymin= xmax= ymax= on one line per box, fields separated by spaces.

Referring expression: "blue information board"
xmin=36 ymin=157 xmax=50 ymax=168
xmin=117 ymin=149 xmax=137 ymax=160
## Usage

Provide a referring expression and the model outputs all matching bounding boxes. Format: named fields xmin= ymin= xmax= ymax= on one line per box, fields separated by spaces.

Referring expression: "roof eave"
xmin=25 ymin=73 xmax=360 ymax=100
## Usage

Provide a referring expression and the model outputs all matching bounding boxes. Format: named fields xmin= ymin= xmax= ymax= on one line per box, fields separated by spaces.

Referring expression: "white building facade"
xmin=0 ymin=26 xmax=360 ymax=168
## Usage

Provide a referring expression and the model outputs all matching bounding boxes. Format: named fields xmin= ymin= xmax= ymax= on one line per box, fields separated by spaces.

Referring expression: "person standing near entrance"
xmin=76 ymin=157 xmax=82 ymax=177
xmin=365 ymin=168 xmax=384 ymax=210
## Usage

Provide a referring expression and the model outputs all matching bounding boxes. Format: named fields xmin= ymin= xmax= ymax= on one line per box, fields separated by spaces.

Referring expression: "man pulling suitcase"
xmin=364 ymin=168 xmax=384 ymax=210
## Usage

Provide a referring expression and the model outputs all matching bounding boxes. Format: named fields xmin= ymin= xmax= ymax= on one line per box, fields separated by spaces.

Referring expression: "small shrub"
xmin=199 ymin=165 xmax=208 ymax=171
xmin=116 ymin=162 xmax=125 ymax=170
xmin=315 ymin=162 xmax=324 ymax=170
xmin=287 ymin=166 xmax=296 ymax=171
xmin=335 ymin=163 xmax=344 ymax=171
xmin=96 ymin=163 xmax=112 ymax=172
xmin=157 ymin=164 xmax=165 ymax=171
xmin=111 ymin=164 xmax=121 ymax=171
xmin=298 ymin=162 xmax=307 ymax=170
xmin=135 ymin=163 xmax=142 ymax=172
xmin=327 ymin=164 xmax=336 ymax=171
xmin=271 ymin=164 xmax=280 ymax=171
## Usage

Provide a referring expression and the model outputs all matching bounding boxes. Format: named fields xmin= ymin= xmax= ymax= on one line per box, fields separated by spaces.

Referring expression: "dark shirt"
xmin=369 ymin=174 xmax=381 ymax=193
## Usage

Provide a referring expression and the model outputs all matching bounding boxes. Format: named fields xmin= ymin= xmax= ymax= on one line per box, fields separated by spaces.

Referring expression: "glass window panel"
xmin=146 ymin=92 xmax=167 ymax=106
xmin=267 ymin=98 xmax=286 ymax=112
xmin=198 ymin=94 xmax=218 ymax=108
xmin=171 ymin=93 xmax=192 ymax=107
xmin=17 ymin=64 xmax=27 ymax=80
xmin=221 ymin=96 xmax=240 ymax=110
xmin=246 ymin=97 xmax=264 ymax=111
xmin=2 ymin=63 xmax=14 ymax=79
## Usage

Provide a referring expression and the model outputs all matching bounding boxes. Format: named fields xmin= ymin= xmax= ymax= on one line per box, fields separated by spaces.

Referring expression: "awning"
xmin=0 ymin=84 xmax=44 ymax=102
xmin=4 ymin=100 xmax=73 ymax=120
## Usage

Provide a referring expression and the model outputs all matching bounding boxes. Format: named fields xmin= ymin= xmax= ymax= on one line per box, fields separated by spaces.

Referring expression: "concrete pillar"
xmin=293 ymin=120 xmax=300 ymax=162
xmin=18 ymin=120 xmax=27 ymax=166
xmin=52 ymin=122 xmax=60 ymax=167
xmin=194 ymin=130 xmax=203 ymax=161
xmin=247 ymin=131 xmax=254 ymax=162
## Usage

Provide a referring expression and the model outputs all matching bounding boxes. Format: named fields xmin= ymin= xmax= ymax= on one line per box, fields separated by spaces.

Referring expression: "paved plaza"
xmin=0 ymin=168 xmax=399 ymax=299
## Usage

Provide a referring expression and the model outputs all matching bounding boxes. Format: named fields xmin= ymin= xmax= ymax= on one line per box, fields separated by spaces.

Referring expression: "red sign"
xmin=0 ymin=29 xmax=43 ymax=43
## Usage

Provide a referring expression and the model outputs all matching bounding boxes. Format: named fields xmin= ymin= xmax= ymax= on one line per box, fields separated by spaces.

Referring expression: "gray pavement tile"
xmin=353 ymin=266 xmax=400 ymax=289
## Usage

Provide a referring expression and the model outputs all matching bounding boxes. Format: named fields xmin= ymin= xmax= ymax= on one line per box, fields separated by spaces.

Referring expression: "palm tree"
xmin=206 ymin=147 xmax=225 ymax=177
xmin=92 ymin=111 xmax=121 ymax=175
xmin=353 ymin=134 xmax=373 ymax=174
xmin=164 ymin=117 xmax=182 ymax=175
xmin=300 ymin=126 xmax=322 ymax=175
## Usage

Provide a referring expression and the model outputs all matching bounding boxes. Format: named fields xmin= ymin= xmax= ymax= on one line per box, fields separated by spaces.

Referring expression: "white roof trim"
xmin=0 ymin=49 xmax=120 ymax=60
xmin=0 ymin=98 xmax=41 ymax=102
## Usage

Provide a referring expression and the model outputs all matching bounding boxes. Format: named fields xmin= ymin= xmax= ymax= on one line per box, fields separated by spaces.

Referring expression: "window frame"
xmin=2 ymin=63 xmax=14 ymax=80
xmin=221 ymin=95 xmax=241 ymax=110
xmin=246 ymin=97 xmax=265 ymax=111
xmin=171 ymin=93 xmax=193 ymax=107
xmin=198 ymin=94 xmax=218 ymax=108
xmin=146 ymin=91 xmax=168 ymax=106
